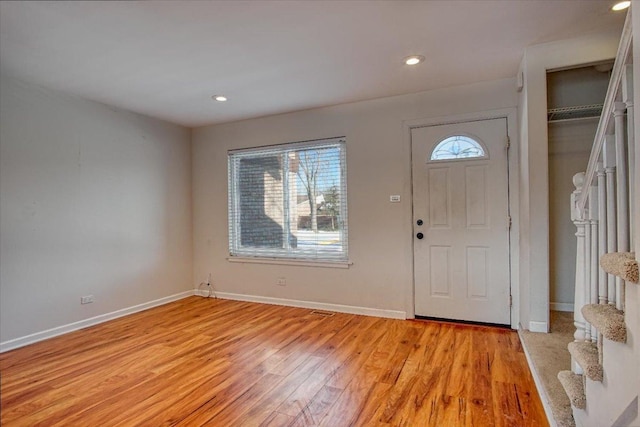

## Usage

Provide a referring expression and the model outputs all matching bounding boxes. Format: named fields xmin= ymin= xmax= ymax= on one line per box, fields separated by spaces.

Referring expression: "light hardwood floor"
xmin=1 ymin=296 xmax=548 ymax=426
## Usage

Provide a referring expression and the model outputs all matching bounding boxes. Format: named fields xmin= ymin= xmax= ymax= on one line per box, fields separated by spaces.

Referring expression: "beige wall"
xmin=192 ymin=78 xmax=517 ymax=319
xmin=0 ymin=75 xmax=193 ymax=346
xmin=548 ymin=121 xmax=595 ymax=309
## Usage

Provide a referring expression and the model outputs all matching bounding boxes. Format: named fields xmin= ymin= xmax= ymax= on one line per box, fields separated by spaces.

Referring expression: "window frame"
xmin=227 ymin=137 xmax=349 ymax=265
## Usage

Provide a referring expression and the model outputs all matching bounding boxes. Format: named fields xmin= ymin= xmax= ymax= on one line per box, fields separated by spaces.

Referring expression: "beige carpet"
xmin=520 ymin=311 xmax=575 ymax=427
xmin=600 ymin=252 xmax=638 ymax=283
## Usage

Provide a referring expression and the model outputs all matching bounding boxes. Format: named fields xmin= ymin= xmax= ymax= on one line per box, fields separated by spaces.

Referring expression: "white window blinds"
xmin=228 ymin=137 xmax=348 ymax=261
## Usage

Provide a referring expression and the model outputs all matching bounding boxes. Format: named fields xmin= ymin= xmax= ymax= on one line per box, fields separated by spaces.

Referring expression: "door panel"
xmin=430 ymin=245 xmax=451 ymax=296
xmin=467 ymin=246 xmax=489 ymax=298
xmin=428 ymin=168 xmax=450 ymax=227
xmin=412 ymin=118 xmax=510 ymax=325
xmin=465 ymin=165 xmax=488 ymax=228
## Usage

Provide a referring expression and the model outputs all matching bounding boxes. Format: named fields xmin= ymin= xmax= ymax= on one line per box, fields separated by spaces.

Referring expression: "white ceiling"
xmin=0 ymin=1 xmax=626 ymax=128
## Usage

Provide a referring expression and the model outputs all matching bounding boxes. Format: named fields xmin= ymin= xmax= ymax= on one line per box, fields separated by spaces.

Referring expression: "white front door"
xmin=412 ymin=118 xmax=511 ymax=325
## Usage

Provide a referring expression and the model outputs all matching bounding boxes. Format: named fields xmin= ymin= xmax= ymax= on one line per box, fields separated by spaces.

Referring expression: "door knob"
xmin=416 ymin=232 xmax=424 ymax=239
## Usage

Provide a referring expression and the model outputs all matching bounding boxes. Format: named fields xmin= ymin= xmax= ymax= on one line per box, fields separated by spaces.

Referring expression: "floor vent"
xmin=310 ymin=310 xmax=335 ymax=317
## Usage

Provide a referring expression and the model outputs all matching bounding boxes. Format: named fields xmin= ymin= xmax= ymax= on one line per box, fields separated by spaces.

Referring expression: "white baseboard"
xmin=518 ymin=329 xmax=558 ymax=427
xmin=1 ymin=290 xmax=406 ymax=353
xmin=215 ymin=291 xmax=407 ymax=320
xmin=550 ymin=302 xmax=574 ymax=312
xmin=529 ymin=321 xmax=549 ymax=333
xmin=0 ymin=290 xmax=194 ymax=353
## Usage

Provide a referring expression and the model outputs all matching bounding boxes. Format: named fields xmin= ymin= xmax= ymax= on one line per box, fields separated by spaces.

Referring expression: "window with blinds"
xmin=228 ymin=137 xmax=348 ymax=262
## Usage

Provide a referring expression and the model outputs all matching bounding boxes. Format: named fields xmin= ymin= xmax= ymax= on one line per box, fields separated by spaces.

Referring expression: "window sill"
xmin=227 ymin=256 xmax=352 ymax=269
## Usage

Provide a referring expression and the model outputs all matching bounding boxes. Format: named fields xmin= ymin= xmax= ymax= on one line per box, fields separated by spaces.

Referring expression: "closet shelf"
xmin=548 ymin=104 xmax=604 ymax=123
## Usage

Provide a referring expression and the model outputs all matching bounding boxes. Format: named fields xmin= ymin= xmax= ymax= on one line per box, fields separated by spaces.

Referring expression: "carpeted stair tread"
xmin=581 ymin=304 xmax=626 ymax=343
xmin=600 ymin=252 xmax=638 ymax=284
xmin=558 ymin=371 xmax=586 ymax=409
xmin=519 ymin=312 xmax=575 ymax=427
xmin=557 ymin=414 xmax=576 ymax=427
xmin=567 ymin=341 xmax=602 ymax=382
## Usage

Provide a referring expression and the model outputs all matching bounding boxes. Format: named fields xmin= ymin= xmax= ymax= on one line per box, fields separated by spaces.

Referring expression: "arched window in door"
xmin=430 ymin=135 xmax=487 ymax=161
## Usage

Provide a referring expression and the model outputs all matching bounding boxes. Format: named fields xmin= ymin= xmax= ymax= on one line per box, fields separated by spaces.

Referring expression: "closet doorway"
xmin=547 ymin=62 xmax=612 ymax=313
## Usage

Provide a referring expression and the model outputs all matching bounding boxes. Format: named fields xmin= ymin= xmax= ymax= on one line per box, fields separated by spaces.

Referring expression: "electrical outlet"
xmin=276 ymin=277 xmax=286 ymax=286
xmin=80 ymin=295 xmax=94 ymax=304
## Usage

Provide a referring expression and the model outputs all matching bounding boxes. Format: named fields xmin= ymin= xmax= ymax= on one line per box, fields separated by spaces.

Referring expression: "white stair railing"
xmin=569 ymin=8 xmax=633 ymax=378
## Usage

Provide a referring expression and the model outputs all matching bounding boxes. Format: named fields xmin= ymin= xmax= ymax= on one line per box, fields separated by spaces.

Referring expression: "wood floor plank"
xmin=170 ymin=363 xmax=274 ymax=426
xmin=349 ymin=380 xmax=393 ymax=426
xmin=274 ymin=316 xmax=371 ymax=420
xmin=466 ymin=349 xmax=496 ymax=427
xmin=324 ymin=318 xmax=389 ymax=390
xmin=370 ymin=327 xmax=433 ymax=425
xmin=245 ymin=356 xmax=329 ymax=425
xmin=317 ymin=364 xmax=382 ymax=427
xmin=392 ymin=365 xmax=442 ymax=426
xmin=287 ymin=384 xmax=343 ymax=426
xmin=260 ymin=411 xmax=297 ymax=427
xmin=0 ymin=296 xmax=548 ymax=427
xmin=199 ymin=372 xmax=287 ymax=426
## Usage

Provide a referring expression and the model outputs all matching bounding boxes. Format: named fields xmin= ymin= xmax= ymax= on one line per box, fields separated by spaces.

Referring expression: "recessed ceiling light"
xmin=612 ymin=1 xmax=630 ymax=11
xmin=404 ymin=55 xmax=425 ymax=66
xmin=212 ymin=95 xmax=227 ymax=102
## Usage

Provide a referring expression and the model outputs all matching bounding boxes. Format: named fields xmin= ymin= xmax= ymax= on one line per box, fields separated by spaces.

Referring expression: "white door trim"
xmin=403 ymin=108 xmax=520 ymax=329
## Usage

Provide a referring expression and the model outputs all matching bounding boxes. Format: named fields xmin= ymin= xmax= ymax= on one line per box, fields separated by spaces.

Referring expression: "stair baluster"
xmin=597 ymin=161 xmax=608 ymax=305
xmin=622 ymin=65 xmax=634 ymax=249
xmin=584 ymin=200 xmax=592 ymax=343
xmin=603 ymin=135 xmax=618 ymax=307
xmin=614 ymin=102 xmax=629 ymax=311
xmin=588 ymin=185 xmax=599 ymax=342
xmin=571 ymin=173 xmax=587 ymax=347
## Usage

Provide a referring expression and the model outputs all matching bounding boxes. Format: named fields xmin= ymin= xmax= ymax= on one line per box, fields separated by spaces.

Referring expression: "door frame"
xmin=403 ymin=108 xmax=520 ymax=329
